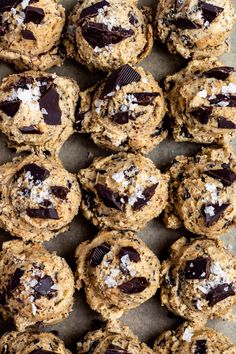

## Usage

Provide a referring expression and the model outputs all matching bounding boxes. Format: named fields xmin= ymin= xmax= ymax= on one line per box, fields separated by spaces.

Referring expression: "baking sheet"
xmin=0 ymin=0 xmax=236 ymax=352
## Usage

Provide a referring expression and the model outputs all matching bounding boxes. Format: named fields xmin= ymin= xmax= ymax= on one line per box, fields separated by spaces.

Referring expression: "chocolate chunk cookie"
xmin=64 ymin=0 xmax=153 ymax=71
xmin=76 ymin=65 xmax=167 ymax=153
xmin=163 ymin=145 xmax=236 ymax=237
xmin=165 ymin=58 xmax=236 ymax=144
xmin=0 ymin=71 xmax=79 ymax=154
xmin=75 ymin=230 xmax=160 ymax=319
xmin=160 ymin=237 xmax=236 ymax=322
xmin=0 ymin=0 xmax=65 ymax=70
xmin=0 ymin=240 xmax=74 ymax=331
xmin=78 ymin=152 xmax=168 ymax=231
xmin=0 ymin=154 xmax=81 ymax=242
xmin=77 ymin=320 xmax=154 ymax=353
xmin=0 ymin=330 xmax=71 ymax=353
xmin=153 ymin=322 xmax=236 ymax=353
xmin=154 ymin=0 xmax=236 ymax=58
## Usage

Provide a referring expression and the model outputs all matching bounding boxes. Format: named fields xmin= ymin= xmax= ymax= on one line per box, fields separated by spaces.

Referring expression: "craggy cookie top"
xmin=0 ymin=154 xmax=81 ymax=242
xmin=165 ymin=58 xmax=236 ymax=144
xmin=0 ymin=331 xmax=71 ymax=354
xmin=154 ymin=0 xmax=236 ymax=58
xmin=0 ymin=0 xmax=65 ymax=70
xmin=75 ymin=230 xmax=160 ymax=320
xmin=153 ymin=322 xmax=236 ymax=353
xmin=0 ymin=240 xmax=74 ymax=331
xmin=77 ymin=321 xmax=155 ymax=354
xmin=77 ymin=65 xmax=167 ymax=153
xmin=64 ymin=0 xmax=153 ymax=71
xmin=163 ymin=146 xmax=236 ymax=237
xmin=160 ymin=237 xmax=236 ymax=322
xmin=78 ymin=152 xmax=168 ymax=231
xmin=0 ymin=71 xmax=79 ymax=154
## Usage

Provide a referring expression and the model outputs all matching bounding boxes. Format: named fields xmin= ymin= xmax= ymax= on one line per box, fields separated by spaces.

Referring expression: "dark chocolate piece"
xmin=190 ymin=106 xmax=213 ymax=124
xmin=7 ymin=268 xmax=24 ymax=293
xmin=118 ymin=247 xmax=140 ymax=262
xmin=0 ymin=99 xmax=21 ymax=117
xmin=205 ymin=168 xmax=236 ymax=186
xmin=206 ymin=283 xmax=235 ymax=306
xmin=209 ymin=94 xmax=236 ymax=107
xmin=39 ymin=87 xmax=62 ymax=125
xmin=22 ymin=29 xmax=36 ymax=40
xmin=184 ymin=257 xmax=211 ymax=279
xmin=195 ymin=340 xmax=207 ymax=354
xmin=0 ymin=0 xmax=21 ymax=12
xmin=105 ymin=345 xmax=130 ymax=354
xmin=170 ymin=17 xmax=201 ymax=29
xmin=127 ymin=92 xmax=160 ymax=106
xmin=79 ymin=0 xmax=110 ymax=22
xmin=95 ymin=184 xmax=124 ymax=211
xmin=30 ymin=350 xmax=57 ymax=354
xmin=19 ymin=125 xmax=42 ymax=134
xmin=0 ymin=22 xmax=8 ymax=36
xmin=51 ymin=186 xmax=69 ymax=200
xmin=133 ymin=184 xmax=158 ymax=210
xmin=23 ymin=163 xmax=50 ymax=183
xmin=81 ymin=22 xmax=134 ymax=48
xmin=101 ymin=65 xmax=141 ymax=99
xmin=128 ymin=12 xmax=138 ymax=26
xmin=34 ymin=275 xmax=55 ymax=296
xmin=202 ymin=66 xmax=234 ymax=80
xmin=202 ymin=203 xmax=230 ymax=227
xmin=201 ymin=2 xmax=224 ymax=23
xmin=90 ymin=242 xmax=111 ymax=266
xmin=112 ymin=112 xmax=131 ymax=124
xmin=24 ymin=6 xmax=45 ymax=24
xmin=26 ymin=207 xmax=59 ymax=219
xmin=119 ymin=277 xmax=149 ymax=294
xmin=218 ymin=117 xmax=236 ymax=129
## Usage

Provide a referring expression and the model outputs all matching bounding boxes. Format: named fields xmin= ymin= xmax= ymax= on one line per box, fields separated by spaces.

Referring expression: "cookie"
xmin=165 ymin=58 xmax=236 ymax=144
xmin=0 ymin=331 xmax=71 ymax=354
xmin=0 ymin=0 xmax=65 ymax=71
xmin=0 ymin=240 xmax=74 ymax=331
xmin=0 ymin=154 xmax=81 ymax=242
xmin=75 ymin=230 xmax=160 ymax=320
xmin=160 ymin=237 xmax=236 ymax=322
xmin=163 ymin=145 xmax=236 ymax=237
xmin=77 ymin=321 xmax=154 ymax=354
xmin=0 ymin=71 xmax=79 ymax=154
xmin=64 ymin=0 xmax=153 ymax=71
xmin=153 ymin=322 xmax=236 ymax=353
xmin=78 ymin=152 xmax=169 ymax=231
xmin=76 ymin=65 xmax=167 ymax=153
xmin=154 ymin=0 xmax=236 ymax=59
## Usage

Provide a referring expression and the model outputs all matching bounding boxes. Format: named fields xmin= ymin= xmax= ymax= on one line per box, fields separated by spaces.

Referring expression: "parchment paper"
xmin=0 ymin=0 xmax=235 ymax=352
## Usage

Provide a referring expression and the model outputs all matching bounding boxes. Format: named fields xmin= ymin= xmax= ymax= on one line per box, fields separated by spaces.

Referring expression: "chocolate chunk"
xmin=81 ymin=22 xmax=134 ymax=48
xmin=209 ymin=94 xmax=236 ymax=107
xmin=0 ymin=22 xmax=8 ymax=36
xmin=24 ymin=6 xmax=45 ymax=24
xmin=170 ymin=18 xmax=201 ymax=29
xmin=0 ymin=99 xmax=21 ymax=117
xmin=34 ymin=275 xmax=55 ymax=296
xmin=105 ymin=345 xmax=130 ymax=354
xmin=128 ymin=12 xmax=138 ymax=26
xmin=118 ymin=247 xmax=141 ymax=262
xmin=195 ymin=340 xmax=207 ymax=354
xmin=19 ymin=125 xmax=42 ymax=134
xmin=83 ymin=190 xmax=96 ymax=210
xmin=0 ymin=0 xmax=21 ymax=12
xmin=127 ymin=92 xmax=160 ymax=106
xmin=7 ymin=268 xmax=24 ymax=293
xmin=206 ymin=283 xmax=235 ymax=306
xmin=185 ymin=257 xmax=211 ymax=279
xmin=95 ymin=183 xmax=124 ymax=210
xmin=190 ymin=106 xmax=213 ymax=124
xmin=90 ymin=242 xmax=111 ymax=266
xmin=133 ymin=184 xmax=158 ymax=211
xmin=205 ymin=168 xmax=236 ymax=186
xmin=14 ymin=76 xmax=34 ymax=90
xmin=119 ymin=277 xmax=149 ymax=294
xmin=201 ymin=3 xmax=224 ymax=23
xmin=22 ymin=29 xmax=36 ymax=40
xmin=180 ymin=125 xmax=193 ymax=138
xmin=30 ymin=350 xmax=57 ymax=354
xmin=218 ymin=117 xmax=236 ymax=129
xmin=39 ymin=87 xmax=62 ymax=125
xmin=101 ymin=65 xmax=141 ymax=99
xmin=23 ymin=163 xmax=50 ymax=183
xmin=51 ymin=186 xmax=69 ymax=200
xmin=79 ymin=0 xmax=110 ymax=22
xmin=112 ymin=112 xmax=131 ymax=124
xmin=202 ymin=66 xmax=234 ymax=80
xmin=36 ymin=76 xmax=54 ymax=95
xmin=26 ymin=207 xmax=59 ymax=219
xmin=202 ymin=203 xmax=230 ymax=227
